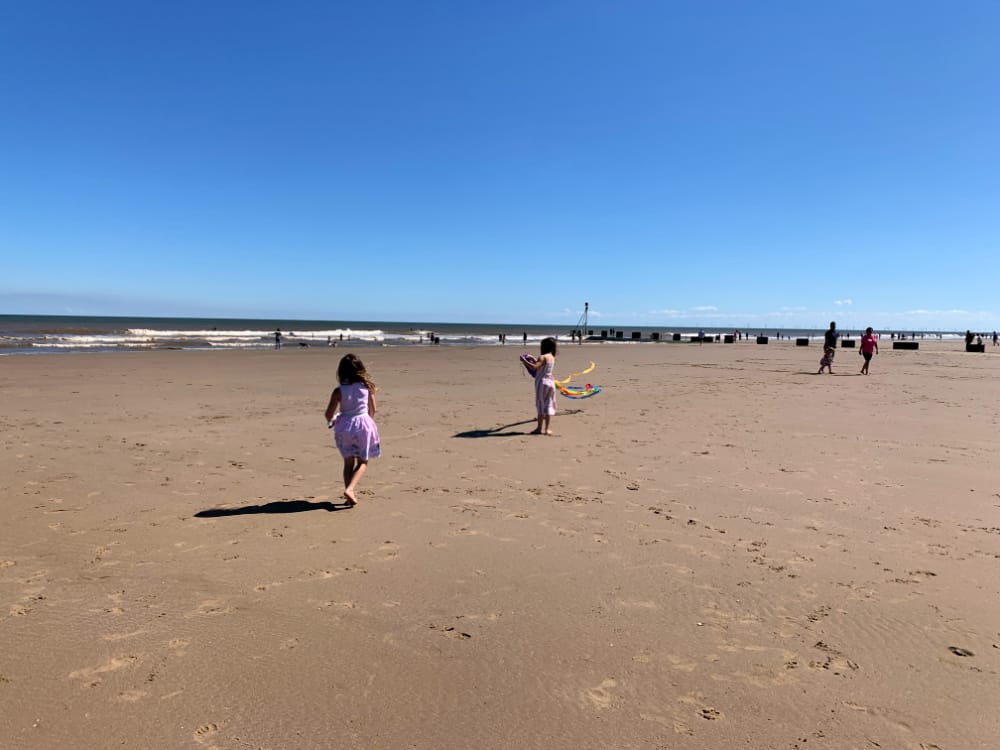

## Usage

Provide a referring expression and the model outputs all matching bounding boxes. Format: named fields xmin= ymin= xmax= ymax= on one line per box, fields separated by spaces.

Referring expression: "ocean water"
xmin=0 ymin=314 xmax=964 ymax=356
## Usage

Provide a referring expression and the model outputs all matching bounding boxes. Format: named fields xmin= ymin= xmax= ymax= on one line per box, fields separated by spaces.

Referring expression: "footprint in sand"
xmin=193 ymin=723 xmax=222 ymax=747
xmin=809 ymin=641 xmax=859 ymax=673
xmin=844 ymin=701 xmax=913 ymax=733
xmin=429 ymin=624 xmax=472 ymax=640
xmin=639 ymin=712 xmax=694 ymax=736
xmin=299 ymin=568 xmax=339 ymax=581
xmin=69 ymin=655 xmax=140 ymax=685
xmin=368 ymin=541 xmax=400 ymax=561
xmin=583 ymin=678 xmax=619 ymax=710
xmin=115 ymin=689 xmax=148 ymax=703
xmin=188 ymin=599 xmax=234 ymax=617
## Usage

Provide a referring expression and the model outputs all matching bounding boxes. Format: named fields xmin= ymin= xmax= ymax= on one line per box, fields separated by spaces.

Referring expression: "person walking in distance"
xmin=859 ymin=327 xmax=879 ymax=375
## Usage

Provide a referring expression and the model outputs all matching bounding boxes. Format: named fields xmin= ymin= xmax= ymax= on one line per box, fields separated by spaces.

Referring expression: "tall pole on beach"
xmin=582 ymin=302 xmax=588 ymax=344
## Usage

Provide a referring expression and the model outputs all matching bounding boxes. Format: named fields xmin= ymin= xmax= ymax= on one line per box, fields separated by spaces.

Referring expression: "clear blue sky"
xmin=2 ymin=1 xmax=997 ymax=329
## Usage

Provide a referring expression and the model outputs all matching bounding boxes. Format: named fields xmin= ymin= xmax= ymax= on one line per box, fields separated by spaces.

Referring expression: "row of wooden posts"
xmin=586 ymin=331 xmax=987 ymax=352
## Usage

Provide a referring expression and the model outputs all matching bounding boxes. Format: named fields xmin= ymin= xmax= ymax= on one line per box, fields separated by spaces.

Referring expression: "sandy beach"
xmin=2 ymin=340 xmax=998 ymax=749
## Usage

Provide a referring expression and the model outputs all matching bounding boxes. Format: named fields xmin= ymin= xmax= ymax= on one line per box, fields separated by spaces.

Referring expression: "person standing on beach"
xmin=524 ymin=337 xmax=557 ymax=435
xmin=274 ymin=329 xmax=282 ymax=349
xmin=859 ymin=327 xmax=878 ymax=375
xmin=324 ymin=354 xmax=381 ymax=506
xmin=824 ymin=322 xmax=838 ymax=358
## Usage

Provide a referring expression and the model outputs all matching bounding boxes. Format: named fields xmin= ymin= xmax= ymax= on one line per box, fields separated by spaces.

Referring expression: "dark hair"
xmin=337 ymin=353 xmax=376 ymax=391
xmin=540 ymin=337 xmax=557 ymax=356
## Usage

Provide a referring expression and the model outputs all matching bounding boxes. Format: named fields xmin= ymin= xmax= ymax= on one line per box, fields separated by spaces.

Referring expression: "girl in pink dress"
xmin=524 ymin=337 xmax=557 ymax=435
xmin=324 ymin=354 xmax=380 ymax=506
xmin=818 ymin=347 xmax=834 ymax=374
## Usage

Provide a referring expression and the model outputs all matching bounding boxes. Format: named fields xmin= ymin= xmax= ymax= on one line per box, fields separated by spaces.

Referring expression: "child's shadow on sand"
xmin=454 ymin=409 xmax=583 ymax=438
xmin=454 ymin=418 xmax=537 ymax=438
xmin=194 ymin=499 xmax=348 ymax=517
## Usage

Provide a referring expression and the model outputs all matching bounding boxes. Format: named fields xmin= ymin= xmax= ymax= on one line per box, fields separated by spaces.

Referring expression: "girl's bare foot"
xmin=529 ymin=428 xmax=542 ymax=435
xmin=545 ymin=430 xmax=554 ymax=435
xmin=343 ymin=489 xmax=358 ymax=506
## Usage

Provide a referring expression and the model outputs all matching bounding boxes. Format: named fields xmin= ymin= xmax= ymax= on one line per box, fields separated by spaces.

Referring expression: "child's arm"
xmin=324 ymin=388 xmax=341 ymax=422
xmin=525 ymin=353 xmax=552 ymax=372
xmin=368 ymin=391 xmax=377 ymax=418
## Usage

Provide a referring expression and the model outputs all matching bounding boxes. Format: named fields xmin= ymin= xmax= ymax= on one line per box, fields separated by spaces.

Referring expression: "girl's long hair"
xmin=337 ymin=354 xmax=377 ymax=391
xmin=540 ymin=337 xmax=557 ymax=356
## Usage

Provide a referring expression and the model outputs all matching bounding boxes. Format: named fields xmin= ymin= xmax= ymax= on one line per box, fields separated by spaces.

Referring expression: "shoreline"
xmin=2 ymin=313 xmax=988 ymax=356
xmin=1 ymin=334 xmax=989 ymax=358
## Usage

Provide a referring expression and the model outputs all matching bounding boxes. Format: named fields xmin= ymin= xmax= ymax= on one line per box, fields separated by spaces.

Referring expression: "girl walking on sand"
xmin=818 ymin=347 xmax=834 ymax=374
xmin=859 ymin=327 xmax=879 ymax=375
xmin=525 ymin=337 xmax=557 ymax=435
xmin=324 ymin=354 xmax=380 ymax=506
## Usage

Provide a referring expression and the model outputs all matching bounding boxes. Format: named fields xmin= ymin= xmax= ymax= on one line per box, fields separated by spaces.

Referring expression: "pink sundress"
xmin=333 ymin=383 xmax=381 ymax=460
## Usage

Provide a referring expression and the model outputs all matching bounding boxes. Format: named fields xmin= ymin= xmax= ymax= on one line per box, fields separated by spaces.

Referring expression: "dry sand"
xmin=1 ymin=340 xmax=998 ymax=749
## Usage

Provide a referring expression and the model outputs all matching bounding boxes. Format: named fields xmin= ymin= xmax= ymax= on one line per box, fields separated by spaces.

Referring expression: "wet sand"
xmin=2 ymin=340 xmax=998 ymax=749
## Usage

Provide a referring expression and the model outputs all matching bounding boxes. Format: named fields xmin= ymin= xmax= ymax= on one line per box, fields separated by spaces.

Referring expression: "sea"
xmin=0 ymin=314 xmax=963 ymax=356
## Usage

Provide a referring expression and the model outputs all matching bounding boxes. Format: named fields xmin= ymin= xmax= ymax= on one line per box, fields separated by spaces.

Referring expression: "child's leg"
xmin=342 ymin=457 xmax=356 ymax=491
xmin=532 ymin=415 xmax=544 ymax=434
xmin=343 ymin=458 xmax=368 ymax=505
xmin=542 ymin=414 xmax=552 ymax=435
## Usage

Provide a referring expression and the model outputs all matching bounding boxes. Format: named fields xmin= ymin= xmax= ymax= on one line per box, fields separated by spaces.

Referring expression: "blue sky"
xmin=2 ymin=1 xmax=997 ymax=329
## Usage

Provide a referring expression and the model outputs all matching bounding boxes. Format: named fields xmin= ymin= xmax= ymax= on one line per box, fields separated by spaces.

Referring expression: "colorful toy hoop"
xmin=555 ymin=382 xmax=602 ymax=399
xmin=519 ymin=356 xmax=603 ymax=398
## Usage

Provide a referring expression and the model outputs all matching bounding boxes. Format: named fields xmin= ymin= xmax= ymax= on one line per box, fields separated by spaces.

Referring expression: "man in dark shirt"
xmin=824 ymin=321 xmax=838 ymax=363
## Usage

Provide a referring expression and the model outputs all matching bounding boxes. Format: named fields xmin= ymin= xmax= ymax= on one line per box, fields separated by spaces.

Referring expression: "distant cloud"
xmin=690 ymin=305 xmax=718 ymax=312
xmin=833 ymin=299 xmax=853 ymax=306
xmin=778 ymin=306 xmax=807 ymax=312
xmin=901 ymin=308 xmax=968 ymax=316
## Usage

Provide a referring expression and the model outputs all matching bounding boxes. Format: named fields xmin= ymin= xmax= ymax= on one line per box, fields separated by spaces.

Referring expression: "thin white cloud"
xmin=690 ymin=305 xmax=718 ymax=312
xmin=833 ymin=299 xmax=853 ymax=306
xmin=900 ymin=309 xmax=969 ymax=316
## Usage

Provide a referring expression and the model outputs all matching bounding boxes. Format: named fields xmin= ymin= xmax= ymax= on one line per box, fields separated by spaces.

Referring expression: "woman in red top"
xmin=859 ymin=327 xmax=879 ymax=375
